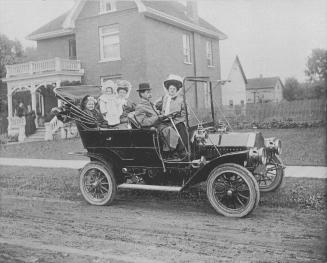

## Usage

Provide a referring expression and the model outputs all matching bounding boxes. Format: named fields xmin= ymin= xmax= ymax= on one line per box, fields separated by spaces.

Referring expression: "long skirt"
xmin=175 ymin=122 xmax=188 ymax=153
xmin=157 ymin=121 xmax=188 ymax=153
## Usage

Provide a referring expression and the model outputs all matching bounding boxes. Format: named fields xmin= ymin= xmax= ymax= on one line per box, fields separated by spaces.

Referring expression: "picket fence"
xmin=218 ymin=99 xmax=326 ymax=123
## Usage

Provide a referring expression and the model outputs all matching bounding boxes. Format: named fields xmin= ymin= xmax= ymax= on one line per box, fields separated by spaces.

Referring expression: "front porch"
xmin=4 ymin=57 xmax=84 ymax=142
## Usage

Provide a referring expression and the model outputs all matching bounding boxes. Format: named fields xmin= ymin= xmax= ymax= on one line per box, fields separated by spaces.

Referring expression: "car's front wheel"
xmin=79 ymin=161 xmax=117 ymax=206
xmin=206 ymin=163 xmax=260 ymax=217
xmin=256 ymin=155 xmax=284 ymax=192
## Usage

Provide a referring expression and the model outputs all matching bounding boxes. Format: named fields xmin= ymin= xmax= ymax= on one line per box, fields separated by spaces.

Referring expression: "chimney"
xmin=186 ymin=1 xmax=199 ymax=23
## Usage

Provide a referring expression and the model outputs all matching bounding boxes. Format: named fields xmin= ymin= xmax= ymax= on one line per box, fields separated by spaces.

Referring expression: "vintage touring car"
xmin=52 ymin=77 xmax=284 ymax=217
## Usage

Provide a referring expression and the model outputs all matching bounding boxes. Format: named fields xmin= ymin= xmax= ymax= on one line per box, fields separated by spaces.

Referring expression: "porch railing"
xmin=7 ymin=116 xmax=26 ymax=142
xmin=9 ymin=116 xmax=26 ymax=127
xmin=6 ymin=57 xmax=83 ymax=78
xmin=44 ymin=116 xmax=63 ymax=140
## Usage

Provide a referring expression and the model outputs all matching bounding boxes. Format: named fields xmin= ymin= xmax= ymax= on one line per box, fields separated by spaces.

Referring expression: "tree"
xmin=283 ymin=77 xmax=300 ymax=101
xmin=0 ymin=34 xmax=24 ymax=114
xmin=305 ymin=49 xmax=327 ymax=86
xmin=0 ymin=34 xmax=24 ymax=78
xmin=21 ymin=46 xmax=38 ymax=62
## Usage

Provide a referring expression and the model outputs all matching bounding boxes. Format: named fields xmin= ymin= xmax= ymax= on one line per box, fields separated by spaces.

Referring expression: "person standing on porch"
xmin=16 ymin=102 xmax=26 ymax=118
xmin=25 ymin=105 xmax=36 ymax=136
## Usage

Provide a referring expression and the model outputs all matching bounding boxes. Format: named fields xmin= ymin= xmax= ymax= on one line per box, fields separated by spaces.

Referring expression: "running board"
xmin=118 ymin=184 xmax=182 ymax=192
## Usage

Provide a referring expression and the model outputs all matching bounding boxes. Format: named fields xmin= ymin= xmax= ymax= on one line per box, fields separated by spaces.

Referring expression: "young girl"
xmin=98 ymin=80 xmax=120 ymax=126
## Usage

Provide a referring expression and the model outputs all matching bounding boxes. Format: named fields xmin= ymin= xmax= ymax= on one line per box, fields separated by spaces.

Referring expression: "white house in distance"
xmin=246 ymin=76 xmax=284 ymax=103
xmin=221 ymin=56 xmax=247 ymax=106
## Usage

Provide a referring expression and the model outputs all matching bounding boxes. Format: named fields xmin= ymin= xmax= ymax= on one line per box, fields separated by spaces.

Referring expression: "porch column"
xmin=7 ymin=93 xmax=13 ymax=118
xmin=56 ymin=80 xmax=61 ymax=107
xmin=31 ymin=90 xmax=38 ymax=128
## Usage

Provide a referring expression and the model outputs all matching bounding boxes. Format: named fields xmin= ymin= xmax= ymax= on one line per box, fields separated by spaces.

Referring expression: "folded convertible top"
xmin=54 ymin=85 xmax=102 ymax=101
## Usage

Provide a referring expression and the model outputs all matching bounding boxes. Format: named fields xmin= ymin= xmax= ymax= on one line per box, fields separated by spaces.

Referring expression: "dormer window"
xmin=99 ymin=0 xmax=116 ymax=14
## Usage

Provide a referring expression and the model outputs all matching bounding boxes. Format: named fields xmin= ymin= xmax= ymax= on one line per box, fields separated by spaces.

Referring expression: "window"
xmin=229 ymin=100 xmax=234 ymax=107
xmin=100 ymin=75 xmax=121 ymax=85
xmin=68 ymin=39 xmax=76 ymax=59
xmin=99 ymin=24 xmax=120 ymax=61
xmin=206 ymin=40 xmax=214 ymax=67
xmin=182 ymin=34 xmax=191 ymax=64
xmin=204 ymin=82 xmax=211 ymax=109
xmin=240 ymin=100 xmax=245 ymax=106
xmin=99 ymin=0 xmax=116 ymax=13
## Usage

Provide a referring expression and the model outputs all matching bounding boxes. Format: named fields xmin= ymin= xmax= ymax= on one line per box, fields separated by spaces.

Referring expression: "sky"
xmin=0 ymin=0 xmax=326 ymax=82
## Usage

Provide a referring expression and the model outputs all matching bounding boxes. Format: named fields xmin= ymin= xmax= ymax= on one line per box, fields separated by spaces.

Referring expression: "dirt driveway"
xmin=0 ymin=191 xmax=326 ymax=263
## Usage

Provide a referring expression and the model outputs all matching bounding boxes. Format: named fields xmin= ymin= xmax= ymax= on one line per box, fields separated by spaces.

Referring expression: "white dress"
xmin=98 ymin=94 xmax=120 ymax=125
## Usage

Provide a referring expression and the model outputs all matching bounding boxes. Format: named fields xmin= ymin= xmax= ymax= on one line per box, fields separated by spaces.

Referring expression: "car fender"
xmin=181 ymin=150 xmax=249 ymax=190
xmin=69 ymin=150 xmax=124 ymax=183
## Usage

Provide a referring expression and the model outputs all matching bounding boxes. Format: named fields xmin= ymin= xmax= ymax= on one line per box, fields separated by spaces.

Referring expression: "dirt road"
xmin=0 ymin=191 xmax=326 ymax=263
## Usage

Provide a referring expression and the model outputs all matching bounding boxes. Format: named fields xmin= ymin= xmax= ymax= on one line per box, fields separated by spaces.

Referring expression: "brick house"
xmin=4 ymin=0 xmax=227 ymax=138
xmin=246 ymin=76 xmax=284 ymax=103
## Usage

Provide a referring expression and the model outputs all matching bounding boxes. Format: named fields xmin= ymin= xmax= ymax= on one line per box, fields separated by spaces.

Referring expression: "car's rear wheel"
xmin=206 ymin=163 xmax=260 ymax=217
xmin=257 ymin=155 xmax=284 ymax=192
xmin=80 ymin=161 xmax=117 ymax=205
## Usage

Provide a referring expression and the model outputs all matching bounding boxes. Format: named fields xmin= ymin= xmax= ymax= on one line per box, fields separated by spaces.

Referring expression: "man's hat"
xmin=116 ymin=80 xmax=131 ymax=92
xmin=137 ymin=82 xmax=151 ymax=92
xmin=163 ymin=74 xmax=183 ymax=90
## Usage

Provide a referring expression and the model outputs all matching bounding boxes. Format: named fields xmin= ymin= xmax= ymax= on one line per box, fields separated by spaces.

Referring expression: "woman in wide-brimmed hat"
xmin=157 ymin=74 xmax=188 ymax=157
xmin=116 ymin=80 xmax=135 ymax=126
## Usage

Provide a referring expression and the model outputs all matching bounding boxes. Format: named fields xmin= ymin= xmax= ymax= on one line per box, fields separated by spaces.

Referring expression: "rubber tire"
xmin=80 ymin=161 xmax=117 ymax=206
xmin=259 ymin=155 xmax=284 ymax=192
xmin=207 ymin=163 xmax=260 ymax=218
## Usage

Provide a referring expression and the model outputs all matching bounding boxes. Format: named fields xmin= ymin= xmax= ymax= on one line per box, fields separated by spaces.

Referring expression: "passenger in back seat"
xmin=116 ymin=80 xmax=135 ymax=129
xmin=98 ymin=80 xmax=120 ymax=126
xmin=81 ymin=95 xmax=105 ymax=124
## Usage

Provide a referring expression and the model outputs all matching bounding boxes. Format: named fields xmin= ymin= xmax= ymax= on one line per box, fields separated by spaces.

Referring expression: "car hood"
xmin=205 ymin=132 xmax=265 ymax=148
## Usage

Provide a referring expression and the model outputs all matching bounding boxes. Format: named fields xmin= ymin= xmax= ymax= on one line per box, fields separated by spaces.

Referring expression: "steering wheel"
xmin=160 ymin=111 xmax=180 ymax=121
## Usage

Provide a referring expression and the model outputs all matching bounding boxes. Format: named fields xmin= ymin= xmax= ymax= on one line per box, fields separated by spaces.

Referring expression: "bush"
xmin=0 ymin=134 xmax=18 ymax=144
xmin=232 ymin=119 xmax=326 ymax=129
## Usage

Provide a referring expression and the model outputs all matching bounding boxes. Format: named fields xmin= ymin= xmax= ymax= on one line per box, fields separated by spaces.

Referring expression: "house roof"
xmin=27 ymin=0 xmax=227 ymax=41
xmin=142 ymin=1 xmax=222 ymax=34
xmin=229 ymin=56 xmax=247 ymax=84
xmin=27 ymin=12 xmax=69 ymax=38
xmin=246 ymin=77 xmax=282 ymax=90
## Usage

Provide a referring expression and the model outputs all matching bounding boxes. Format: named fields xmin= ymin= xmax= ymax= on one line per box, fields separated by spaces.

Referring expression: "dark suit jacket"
xmin=134 ymin=98 xmax=159 ymax=127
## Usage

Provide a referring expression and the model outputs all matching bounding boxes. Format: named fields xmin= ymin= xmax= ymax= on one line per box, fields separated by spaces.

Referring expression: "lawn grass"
xmin=1 ymin=166 xmax=326 ymax=211
xmin=0 ymin=138 xmax=85 ymax=160
xmin=237 ymin=127 xmax=326 ymax=166
xmin=0 ymin=127 xmax=326 ymax=166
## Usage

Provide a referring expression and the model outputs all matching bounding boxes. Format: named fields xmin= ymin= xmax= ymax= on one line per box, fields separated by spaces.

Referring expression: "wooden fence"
xmin=219 ymin=99 xmax=326 ymax=123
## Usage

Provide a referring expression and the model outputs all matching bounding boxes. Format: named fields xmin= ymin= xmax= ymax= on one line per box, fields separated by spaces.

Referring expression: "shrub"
xmin=231 ymin=119 xmax=326 ymax=129
xmin=0 ymin=134 xmax=18 ymax=144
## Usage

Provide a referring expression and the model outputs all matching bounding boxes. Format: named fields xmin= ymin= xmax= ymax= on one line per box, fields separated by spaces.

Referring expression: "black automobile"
xmin=52 ymin=77 xmax=284 ymax=217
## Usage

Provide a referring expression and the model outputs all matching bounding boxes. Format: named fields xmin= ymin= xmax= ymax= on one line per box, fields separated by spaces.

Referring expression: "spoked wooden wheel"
xmin=257 ymin=155 xmax=284 ymax=192
xmin=207 ymin=163 xmax=260 ymax=218
xmin=80 ymin=161 xmax=117 ymax=206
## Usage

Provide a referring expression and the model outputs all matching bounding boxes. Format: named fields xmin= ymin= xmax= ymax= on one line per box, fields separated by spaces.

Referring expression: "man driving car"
xmin=134 ymin=82 xmax=180 ymax=157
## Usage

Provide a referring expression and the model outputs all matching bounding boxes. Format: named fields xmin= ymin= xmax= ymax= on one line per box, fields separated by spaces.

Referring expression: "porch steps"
xmin=24 ymin=127 xmax=46 ymax=143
